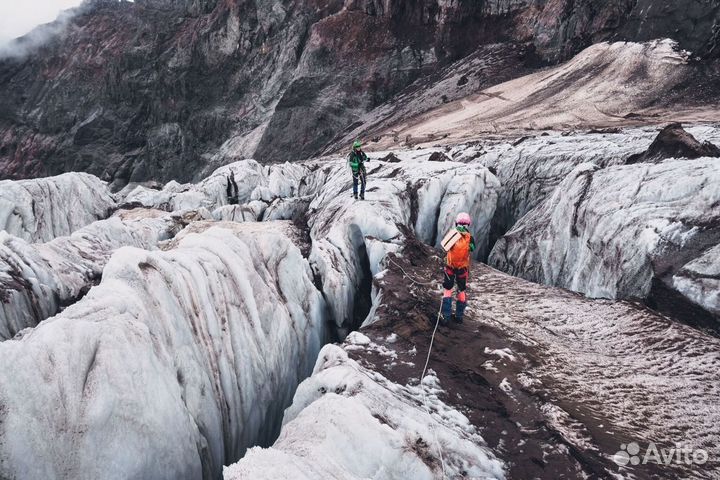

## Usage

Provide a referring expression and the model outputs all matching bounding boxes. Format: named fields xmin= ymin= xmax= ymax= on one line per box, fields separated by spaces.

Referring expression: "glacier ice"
xmin=489 ymin=157 xmax=720 ymax=309
xmin=224 ymin=344 xmax=505 ymax=480
xmin=0 ymin=173 xmax=116 ymax=242
xmin=672 ymin=244 xmax=720 ymax=315
xmin=0 ymin=222 xmax=327 ymax=479
xmin=2 ymin=129 xmax=718 ymax=480
xmin=0 ymin=208 xmax=186 ymax=339
xmin=304 ymin=152 xmax=499 ymax=332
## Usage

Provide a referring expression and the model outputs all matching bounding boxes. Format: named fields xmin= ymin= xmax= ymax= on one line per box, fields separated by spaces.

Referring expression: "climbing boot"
xmin=440 ymin=297 xmax=453 ymax=325
xmin=455 ymin=301 xmax=467 ymax=324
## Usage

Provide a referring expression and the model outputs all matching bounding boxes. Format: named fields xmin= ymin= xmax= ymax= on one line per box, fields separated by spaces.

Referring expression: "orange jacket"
xmin=446 ymin=231 xmax=474 ymax=269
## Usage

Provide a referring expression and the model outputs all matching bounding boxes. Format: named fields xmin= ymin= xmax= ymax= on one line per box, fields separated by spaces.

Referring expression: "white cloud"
xmin=0 ymin=0 xmax=84 ymax=47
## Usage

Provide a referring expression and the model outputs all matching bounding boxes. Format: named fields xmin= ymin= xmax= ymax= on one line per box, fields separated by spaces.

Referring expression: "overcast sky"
xmin=0 ymin=0 xmax=84 ymax=46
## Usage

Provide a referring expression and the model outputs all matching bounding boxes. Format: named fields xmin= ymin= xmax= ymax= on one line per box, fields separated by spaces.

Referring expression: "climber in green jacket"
xmin=348 ymin=140 xmax=369 ymax=200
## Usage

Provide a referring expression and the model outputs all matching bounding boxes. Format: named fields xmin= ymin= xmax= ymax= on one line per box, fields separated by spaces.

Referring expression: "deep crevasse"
xmin=0 ymin=222 xmax=327 ymax=480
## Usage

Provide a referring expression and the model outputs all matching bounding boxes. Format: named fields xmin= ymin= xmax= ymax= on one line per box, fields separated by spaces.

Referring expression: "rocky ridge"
xmin=1 ymin=0 xmax=720 ymax=185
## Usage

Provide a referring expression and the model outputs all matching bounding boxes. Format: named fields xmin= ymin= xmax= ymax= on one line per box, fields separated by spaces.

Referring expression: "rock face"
xmin=627 ymin=123 xmax=720 ymax=164
xmin=0 ymin=222 xmax=328 ymax=480
xmin=2 ymin=0 xmax=720 ymax=184
xmin=488 ymin=158 xmax=720 ymax=321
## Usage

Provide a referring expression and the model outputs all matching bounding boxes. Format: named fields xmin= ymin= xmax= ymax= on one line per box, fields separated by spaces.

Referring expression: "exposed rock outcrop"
xmin=627 ymin=123 xmax=720 ymax=164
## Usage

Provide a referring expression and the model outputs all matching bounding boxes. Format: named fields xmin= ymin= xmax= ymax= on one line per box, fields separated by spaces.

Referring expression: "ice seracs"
xmin=304 ymin=151 xmax=498 ymax=332
xmin=224 ymin=343 xmax=505 ymax=480
xmin=0 ymin=173 xmax=115 ymax=242
xmin=2 ymin=131 xmax=718 ymax=479
xmin=121 ymin=160 xmax=311 ymax=212
xmin=489 ymin=157 xmax=720 ymax=319
xmin=0 ymin=222 xmax=327 ymax=480
xmin=0 ymin=208 xmax=186 ymax=340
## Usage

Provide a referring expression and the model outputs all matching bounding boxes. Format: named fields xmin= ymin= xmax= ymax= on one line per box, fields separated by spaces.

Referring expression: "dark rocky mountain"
xmin=1 ymin=0 xmax=719 ymax=186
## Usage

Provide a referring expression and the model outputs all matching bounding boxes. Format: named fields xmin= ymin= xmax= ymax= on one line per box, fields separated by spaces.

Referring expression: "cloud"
xmin=0 ymin=1 xmax=84 ymax=48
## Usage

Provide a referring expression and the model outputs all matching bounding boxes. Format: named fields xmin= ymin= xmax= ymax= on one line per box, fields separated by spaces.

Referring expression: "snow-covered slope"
xmin=0 ymin=208 xmax=187 ymax=340
xmin=0 ymin=173 xmax=116 ymax=242
xmin=364 ymin=40 xmax=717 ymax=150
xmin=0 ymin=222 xmax=327 ymax=480
xmin=225 ymin=341 xmax=505 ymax=480
xmin=488 ymin=157 xmax=720 ymax=315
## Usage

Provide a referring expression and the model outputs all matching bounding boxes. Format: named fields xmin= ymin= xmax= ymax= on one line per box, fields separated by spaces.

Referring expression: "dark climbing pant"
xmin=441 ymin=266 xmax=468 ymax=323
xmin=352 ymin=168 xmax=366 ymax=197
xmin=443 ymin=266 xmax=468 ymax=292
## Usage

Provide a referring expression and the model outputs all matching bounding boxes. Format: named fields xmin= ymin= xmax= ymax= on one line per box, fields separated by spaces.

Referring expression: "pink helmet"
xmin=455 ymin=212 xmax=471 ymax=226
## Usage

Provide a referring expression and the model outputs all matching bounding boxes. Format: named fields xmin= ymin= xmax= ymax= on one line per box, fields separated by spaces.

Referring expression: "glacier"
xmin=224 ymin=342 xmax=505 ymax=480
xmin=0 ymin=124 xmax=718 ymax=479
xmin=0 ymin=208 xmax=190 ymax=339
xmin=0 ymin=173 xmax=116 ymax=242
xmin=0 ymin=222 xmax=327 ymax=480
xmin=488 ymin=157 xmax=720 ymax=310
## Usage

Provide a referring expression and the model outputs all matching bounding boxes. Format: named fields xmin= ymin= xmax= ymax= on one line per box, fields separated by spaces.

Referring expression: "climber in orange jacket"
xmin=440 ymin=212 xmax=475 ymax=324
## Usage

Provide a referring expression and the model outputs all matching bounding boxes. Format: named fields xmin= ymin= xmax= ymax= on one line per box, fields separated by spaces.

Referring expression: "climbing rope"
xmin=386 ymin=256 xmax=437 ymax=287
xmin=418 ymin=296 xmax=448 ymax=478
xmin=386 ymin=254 xmax=449 ymax=476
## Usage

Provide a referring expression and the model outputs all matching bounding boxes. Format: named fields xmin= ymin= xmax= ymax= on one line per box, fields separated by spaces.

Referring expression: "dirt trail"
xmin=352 ymin=240 xmax=720 ymax=479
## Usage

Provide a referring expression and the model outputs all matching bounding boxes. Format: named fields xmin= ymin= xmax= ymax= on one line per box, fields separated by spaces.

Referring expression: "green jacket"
xmin=348 ymin=150 xmax=368 ymax=173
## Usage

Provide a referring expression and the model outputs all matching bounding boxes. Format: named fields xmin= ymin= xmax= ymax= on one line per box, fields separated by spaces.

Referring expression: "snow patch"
xmin=225 ymin=345 xmax=505 ymax=479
